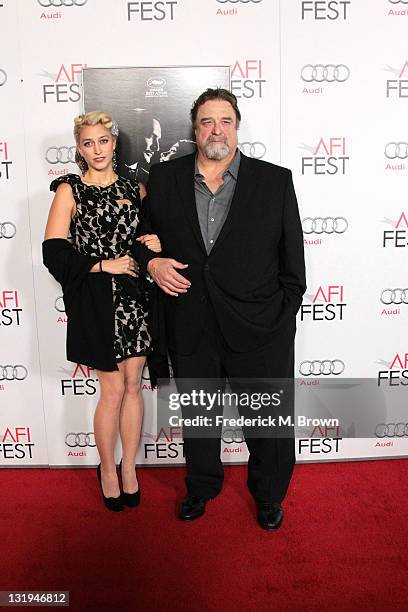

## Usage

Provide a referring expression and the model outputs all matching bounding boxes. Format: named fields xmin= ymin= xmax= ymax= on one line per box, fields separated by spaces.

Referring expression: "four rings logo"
xmin=0 ymin=69 xmax=6 ymax=87
xmin=381 ymin=289 xmax=408 ymax=304
xmin=239 ymin=141 xmax=266 ymax=159
xmin=65 ymin=432 xmax=96 ymax=447
xmin=299 ymin=360 xmax=345 ymax=376
xmin=222 ymin=428 xmax=245 ymax=443
xmin=38 ymin=0 xmax=88 ymax=6
xmin=54 ymin=296 xmax=65 ymax=312
xmin=384 ymin=142 xmax=408 ymax=159
xmin=0 ymin=222 xmax=16 ymax=239
xmin=301 ymin=64 xmax=350 ymax=83
xmin=388 ymin=1 xmax=408 ymax=4
xmin=375 ymin=423 xmax=408 ymax=437
xmin=46 ymin=146 xmax=76 ymax=164
xmin=302 ymin=217 xmax=348 ymax=234
xmin=0 ymin=365 xmax=28 ymax=381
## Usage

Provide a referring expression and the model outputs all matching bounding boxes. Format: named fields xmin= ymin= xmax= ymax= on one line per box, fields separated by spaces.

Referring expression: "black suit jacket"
xmin=135 ymin=152 xmax=306 ymax=356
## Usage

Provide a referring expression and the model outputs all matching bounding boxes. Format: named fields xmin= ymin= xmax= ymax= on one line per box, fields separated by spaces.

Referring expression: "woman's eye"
xmin=100 ymin=139 xmax=109 ymax=144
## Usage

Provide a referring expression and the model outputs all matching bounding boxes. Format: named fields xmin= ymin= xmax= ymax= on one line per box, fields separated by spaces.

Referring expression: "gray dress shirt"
xmin=194 ymin=150 xmax=241 ymax=253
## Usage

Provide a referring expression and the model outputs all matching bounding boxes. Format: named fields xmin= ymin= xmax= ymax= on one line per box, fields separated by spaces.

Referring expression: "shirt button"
xmin=210 ymin=239 xmax=214 ymax=244
xmin=210 ymin=218 xmax=215 ymax=222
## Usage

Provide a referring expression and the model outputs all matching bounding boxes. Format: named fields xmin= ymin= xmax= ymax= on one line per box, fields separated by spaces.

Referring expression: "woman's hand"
xmin=136 ymin=234 xmax=162 ymax=253
xmin=101 ymin=255 xmax=139 ymax=277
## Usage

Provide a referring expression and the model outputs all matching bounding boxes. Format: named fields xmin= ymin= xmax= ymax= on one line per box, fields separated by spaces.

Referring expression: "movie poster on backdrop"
xmin=82 ymin=65 xmax=230 ymax=184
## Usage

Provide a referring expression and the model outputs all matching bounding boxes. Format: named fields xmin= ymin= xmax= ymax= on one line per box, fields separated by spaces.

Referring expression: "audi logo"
xmin=375 ymin=423 xmax=408 ymax=438
xmin=0 ymin=222 xmax=16 ymax=239
xmin=65 ymin=432 xmax=96 ymax=447
xmin=54 ymin=296 xmax=65 ymax=313
xmin=388 ymin=1 xmax=408 ymax=4
xmin=45 ymin=146 xmax=76 ymax=165
xmin=299 ymin=360 xmax=345 ymax=376
xmin=0 ymin=68 xmax=6 ymax=87
xmin=380 ymin=288 xmax=408 ymax=305
xmin=37 ymin=0 xmax=88 ymax=6
xmin=0 ymin=365 xmax=28 ymax=381
xmin=301 ymin=64 xmax=350 ymax=83
xmin=222 ymin=428 xmax=245 ymax=444
xmin=384 ymin=142 xmax=408 ymax=160
xmin=239 ymin=141 xmax=266 ymax=159
xmin=302 ymin=217 xmax=348 ymax=234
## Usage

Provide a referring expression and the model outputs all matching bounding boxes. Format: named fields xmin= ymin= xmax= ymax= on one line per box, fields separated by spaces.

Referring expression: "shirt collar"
xmin=195 ymin=148 xmax=241 ymax=181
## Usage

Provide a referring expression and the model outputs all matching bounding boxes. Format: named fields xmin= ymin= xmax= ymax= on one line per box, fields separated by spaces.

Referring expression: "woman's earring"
xmin=112 ymin=150 xmax=117 ymax=172
xmin=75 ymin=151 xmax=88 ymax=175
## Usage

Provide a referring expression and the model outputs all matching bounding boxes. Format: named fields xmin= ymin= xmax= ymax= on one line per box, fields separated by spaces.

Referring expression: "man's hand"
xmin=147 ymin=258 xmax=190 ymax=296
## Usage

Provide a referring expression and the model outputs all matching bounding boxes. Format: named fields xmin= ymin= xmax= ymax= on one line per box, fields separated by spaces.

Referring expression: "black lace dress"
xmin=50 ymin=174 xmax=152 ymax=361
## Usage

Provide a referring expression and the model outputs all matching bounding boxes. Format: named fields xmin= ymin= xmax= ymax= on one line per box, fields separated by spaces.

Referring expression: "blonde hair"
xmin=74 ymin=111 xmax=118 ymax=174
xmin=73 ymin=111 xmax=117 ymax=142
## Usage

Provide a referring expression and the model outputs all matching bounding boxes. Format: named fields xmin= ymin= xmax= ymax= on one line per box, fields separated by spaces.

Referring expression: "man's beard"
xmin=204 ymin=138 xmax=230 ymax=161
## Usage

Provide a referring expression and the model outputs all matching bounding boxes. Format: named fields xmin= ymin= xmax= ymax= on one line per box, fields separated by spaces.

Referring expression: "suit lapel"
xmin=210 ymin=153 xmax=255 ymax=255
xmin=176 ymin=154 xmax=207 ymax=254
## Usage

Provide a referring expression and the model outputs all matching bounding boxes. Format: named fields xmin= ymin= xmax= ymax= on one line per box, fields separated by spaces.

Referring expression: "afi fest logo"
xmin=216 ymin=0 xmax=263 ymax=17
xmin=382 ymin=211 xmax=408 ymax=248
xmin=386 ymin=61 xmax=408 ymax=98
xmin=0 ymin=141 xmax=12 ymax=181
xmin=297 ymin=422 xmax=343 ymax=456
xmin=300 ymin=137 xmax=349 ymax=175
xmin=301 ymin=1 xmax=351 ymax=20
xmin=231 ymin=59 xmax=265 ymax=98
xmin=377 ymin=353 xmax=408 ymax=386
xmin=0 ymin=427 xmax=35 ymax=461
xmin=301 ymin=285 xmax=346 ymax=321
xmin=143 ymin=428 xmax=185 ymax=461
xmin=60 ymin=363 xmax=99 ymax=396
xmin=0 ymin=290 xmax=22 ymax=327
xmin=41 ymin=63 xmax=86 ymax=104
xmin=127 ymin=2 xmax=178 ymax=21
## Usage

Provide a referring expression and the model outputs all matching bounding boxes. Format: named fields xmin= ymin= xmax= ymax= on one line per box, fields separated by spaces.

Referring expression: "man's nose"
xmin=212 ymin=122 xmax=222 ymax=135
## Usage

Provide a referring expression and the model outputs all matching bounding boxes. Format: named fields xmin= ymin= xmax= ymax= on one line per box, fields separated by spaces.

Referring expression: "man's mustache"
xmin=206 ymin=137 xmax=228 ymax=145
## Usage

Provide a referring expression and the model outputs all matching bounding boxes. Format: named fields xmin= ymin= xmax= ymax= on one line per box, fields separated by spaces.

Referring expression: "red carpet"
xmin=2 ymin=460 xmax=408 ymax=611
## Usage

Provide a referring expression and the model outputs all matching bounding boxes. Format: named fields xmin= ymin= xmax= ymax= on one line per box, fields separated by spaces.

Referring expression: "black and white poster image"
xmin=83 ymin=66 xmax=230 ymax=184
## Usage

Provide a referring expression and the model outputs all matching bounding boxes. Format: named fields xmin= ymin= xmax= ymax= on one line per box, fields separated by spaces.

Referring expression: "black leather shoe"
xmin=256 ymin=502 xmax=284 ymax=531
xmin=179 ymin=495 xmax=207 ymax=521
xmin=97 ymin=464 xmax=124 ymax=512
xmin=119 ymin=460 xmax=140 ymax=508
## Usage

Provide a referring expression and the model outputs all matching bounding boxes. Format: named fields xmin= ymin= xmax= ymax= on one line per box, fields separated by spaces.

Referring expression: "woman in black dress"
xmin=43 ymin=111 xmax=161 ymax=511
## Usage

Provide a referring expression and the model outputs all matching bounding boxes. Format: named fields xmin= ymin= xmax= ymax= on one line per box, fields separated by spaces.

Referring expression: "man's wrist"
xmin=147 ymin=257 xmax=161 ymax=274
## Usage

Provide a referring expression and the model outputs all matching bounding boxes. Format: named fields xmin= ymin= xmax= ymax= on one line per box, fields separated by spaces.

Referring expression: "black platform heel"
xmin=97 ymin=464 xmax=124 ymax=512
xmin=119 ymin=459 xmax=141 ymax=508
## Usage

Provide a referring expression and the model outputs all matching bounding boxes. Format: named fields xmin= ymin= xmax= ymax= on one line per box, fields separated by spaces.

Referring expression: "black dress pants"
xmin=169 ymin=303 xmax=296 ymax=503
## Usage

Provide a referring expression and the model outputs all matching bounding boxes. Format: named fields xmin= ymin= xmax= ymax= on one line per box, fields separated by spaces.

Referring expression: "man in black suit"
xmin=136 ymin=88 xmax=305 ymax=530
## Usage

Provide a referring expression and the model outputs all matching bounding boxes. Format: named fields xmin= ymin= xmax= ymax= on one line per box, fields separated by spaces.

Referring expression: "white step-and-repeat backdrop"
xmin=1 ymin=0 xmax=407 ymax=466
